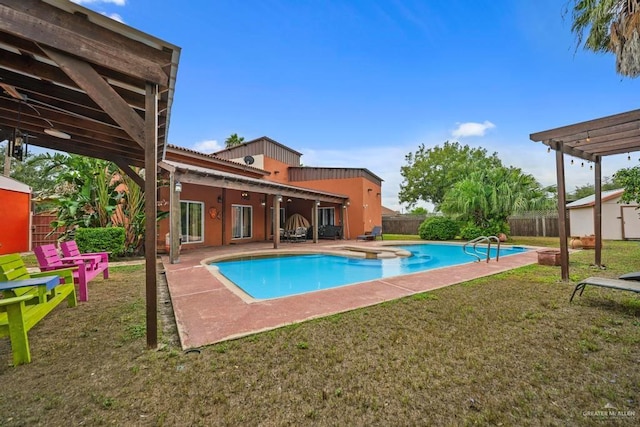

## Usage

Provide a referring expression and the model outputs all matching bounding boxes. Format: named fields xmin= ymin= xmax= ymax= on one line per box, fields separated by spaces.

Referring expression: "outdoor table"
xmin=0 ymin=276 xmax=61 ymax=304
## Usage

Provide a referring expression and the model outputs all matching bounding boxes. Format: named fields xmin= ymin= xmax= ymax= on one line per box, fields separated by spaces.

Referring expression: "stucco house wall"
xmin=0 ymin=176 xmax=31 ymax=254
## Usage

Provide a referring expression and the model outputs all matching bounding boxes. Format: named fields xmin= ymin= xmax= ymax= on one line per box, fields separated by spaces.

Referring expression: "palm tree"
xmin=567 ymin=0 xmax=640 ymax=77
xmin=225 ymin=133 xmax=245 ymax=148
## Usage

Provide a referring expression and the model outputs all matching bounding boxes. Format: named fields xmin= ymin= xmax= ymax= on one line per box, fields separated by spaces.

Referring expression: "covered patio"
xmin=530 ymin=109 xmax=640 ymax=280
xmin=0 ymin=0 xmax=180 ymax=347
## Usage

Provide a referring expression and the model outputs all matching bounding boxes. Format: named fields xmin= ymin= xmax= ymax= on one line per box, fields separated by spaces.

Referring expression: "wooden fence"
xmin=507 ymin=212 xmax=565 ymax=237
xmin=383 ymin=212 xmax=565 ymax=237
xmin=382 ymin=215 xmax=427 ymax=235
xmin=32 ymin=213 xmax=60 ymax=247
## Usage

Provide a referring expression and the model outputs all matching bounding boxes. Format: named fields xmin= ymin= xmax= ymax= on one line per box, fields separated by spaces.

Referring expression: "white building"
xmin=567 ymin=189 xmax=640 ymax=240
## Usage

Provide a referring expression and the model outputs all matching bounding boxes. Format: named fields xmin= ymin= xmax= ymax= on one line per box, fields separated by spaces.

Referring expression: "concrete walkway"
xmin=161 ymin=241 xmax=541 ymax=349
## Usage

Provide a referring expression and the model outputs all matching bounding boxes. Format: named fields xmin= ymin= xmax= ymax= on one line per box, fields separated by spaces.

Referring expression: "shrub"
xmin=74 ymin=227 xmax=126 ymax=258
xmin=418 ymin=217 xmax=460 ymax=240
xmin=460 ymin=223 xmax=484 ymax=240
xmin=460 ymin=220 xmax=511 ymax=240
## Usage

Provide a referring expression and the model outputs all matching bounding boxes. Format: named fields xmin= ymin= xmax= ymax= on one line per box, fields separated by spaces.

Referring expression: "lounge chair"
xmin=570 ymin=276 xmax=640 ymax=302
xmin=356 ymin=226 xmax=383 ymax=241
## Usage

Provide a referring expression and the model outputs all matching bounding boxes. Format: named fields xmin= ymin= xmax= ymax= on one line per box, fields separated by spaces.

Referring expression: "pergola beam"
xmin=0 ymin=3 xmax=168 ymax=85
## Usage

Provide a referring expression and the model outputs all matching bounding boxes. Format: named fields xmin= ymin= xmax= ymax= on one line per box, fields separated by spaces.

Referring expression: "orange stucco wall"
xmin=291 ymin=177 xmax=382 ymax=238
xmin=262 ymin=157 xmax=292 ymax=183
xmin=0 ymin=189 xmax=31 ymax=254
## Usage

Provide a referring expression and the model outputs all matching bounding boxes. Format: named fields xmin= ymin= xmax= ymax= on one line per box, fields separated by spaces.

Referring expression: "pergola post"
xmin=594 ymin=156 xmax=602 ymax=267
xmin=554 ymin=142 xmax=570 ymax=281
xmin=169 ymin=171 xmax=181 ymax=264
xmin=144 ymin=83 xmax=158 ymax=349
xmin=274 ymin=195 xmax=281 ymax=249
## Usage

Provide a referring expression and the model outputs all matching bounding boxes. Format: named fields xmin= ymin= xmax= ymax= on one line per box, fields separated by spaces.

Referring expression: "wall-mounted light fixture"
xmin=316 ymin=201 xmax=321 ymax=206
xmin=174 ymin=181 xmax=182 ymax=193
xmin=217 ymin=195 xmax=223 ymax=203
xmin=260 ymin=199 xmax=266 ymax=206
xmin=287 ymin=198 xmax=292 ymax=203
xmin=241 ymin=191 xmax=250 ymax=200
xmin=277 ymin=195 xmax=283 ymax=203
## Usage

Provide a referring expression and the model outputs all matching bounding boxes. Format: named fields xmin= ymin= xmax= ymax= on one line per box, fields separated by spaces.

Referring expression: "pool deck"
xmin=161 ymin=240 xmax=541 ymax=349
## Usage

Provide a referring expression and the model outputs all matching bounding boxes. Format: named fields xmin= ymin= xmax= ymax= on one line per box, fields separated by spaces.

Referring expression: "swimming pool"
xmin=210 ymin=243 xmax=528 ymax=300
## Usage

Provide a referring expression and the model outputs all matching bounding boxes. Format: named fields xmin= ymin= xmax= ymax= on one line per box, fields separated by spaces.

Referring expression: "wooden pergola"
xmin=530 ymin=109 xmax=640 ymax=280
xmin=0 ymin=0 xmax=180 ymax=347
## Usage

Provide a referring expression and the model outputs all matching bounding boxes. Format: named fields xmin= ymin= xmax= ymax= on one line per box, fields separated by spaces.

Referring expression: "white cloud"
xmin=102 ymin=12 xmax=124 ymax=22
xmin=452 ymin=121 xmax=496 ymax=138
xmin=72 ymin=0 xmax=126 ymax=5
xmin=192 ymin=139 xmax=222 ymax=153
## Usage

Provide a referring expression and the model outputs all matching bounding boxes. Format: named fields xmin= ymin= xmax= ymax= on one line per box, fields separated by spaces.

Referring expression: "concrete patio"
xmin=161 ymin=240 xmax=540 ymax=349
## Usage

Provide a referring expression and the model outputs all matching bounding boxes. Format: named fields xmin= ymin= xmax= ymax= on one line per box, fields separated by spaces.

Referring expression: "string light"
xmin=586 ymin=130 xmax=591 ymax=143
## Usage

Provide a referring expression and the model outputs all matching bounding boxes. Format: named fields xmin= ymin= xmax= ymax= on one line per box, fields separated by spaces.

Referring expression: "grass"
xmin=1 ymin=237 xmax=639 ymax=425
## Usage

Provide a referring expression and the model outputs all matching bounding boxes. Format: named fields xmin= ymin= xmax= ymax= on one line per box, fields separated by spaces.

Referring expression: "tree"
xmin=440 ymin=167 xmax=555 ymax=228
xmin=0 ymin=142 xmax=59 ymax=208
xmin=568 ymin=175 xmax=623 ymax=199
xmin=613 ymin=166 xmax=640 ymax=202
xmin=567 ymin=0 xmax=640 ymax=77
xmin=225 ymin=133 xmax=245 ymax=148
xmin=399 ymin=141 xmax=502 ymax=210
xmin=409 ymin=207 xmax=429 ymax=215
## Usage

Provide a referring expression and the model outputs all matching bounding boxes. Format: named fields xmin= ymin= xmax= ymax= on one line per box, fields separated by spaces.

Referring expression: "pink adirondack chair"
xmin=34 ymin=244 xmax=89 ymax=302
xmin=60 ymin=241 xmax=109 ymax=277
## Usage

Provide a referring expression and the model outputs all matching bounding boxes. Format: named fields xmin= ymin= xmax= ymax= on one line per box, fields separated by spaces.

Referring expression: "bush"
xmin=418 ymin=217 xmax=460 ymax=240
xmin=74 ymin=227 xmax=126 ymax=258
xmin=460 ymin=220 xmax=511 ymax=240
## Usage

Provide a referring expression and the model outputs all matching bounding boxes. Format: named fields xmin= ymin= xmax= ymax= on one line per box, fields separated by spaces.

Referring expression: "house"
xmin=0 ymin=176 xmax=31 ymax=254
xmin=567 ymin=189 xmax=640 ymax=240
xmin=157 ymin=137 xmax=382 ymax=252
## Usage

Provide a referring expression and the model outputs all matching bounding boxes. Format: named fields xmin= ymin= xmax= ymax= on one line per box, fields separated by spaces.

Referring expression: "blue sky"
xmin=74 ymin=0 xmax=640 ymax=211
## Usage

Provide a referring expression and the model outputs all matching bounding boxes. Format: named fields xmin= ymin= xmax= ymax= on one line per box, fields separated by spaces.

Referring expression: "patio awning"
xmin=0 ymin=0 xmax=181 ymax=348
xmin=530 ymin=108 xmax=640 ymax=280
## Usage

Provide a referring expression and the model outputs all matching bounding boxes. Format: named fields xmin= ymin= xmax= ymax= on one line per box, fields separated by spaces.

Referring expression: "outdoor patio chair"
xmin=291 ymin=227 xmax=307 ymax=242
xmin=356 ymin=225 xmax=383 ymax=241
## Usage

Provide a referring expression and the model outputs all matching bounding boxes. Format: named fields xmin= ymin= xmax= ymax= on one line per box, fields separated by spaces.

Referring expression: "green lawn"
xmin=1 ymin=237 xmax=638 ymax=425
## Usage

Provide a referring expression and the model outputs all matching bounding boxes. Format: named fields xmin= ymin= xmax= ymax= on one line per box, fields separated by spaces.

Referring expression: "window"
xmin=180 ymin=201 xmax=204 ymax=243
xmin=318 ymin=207 xmax=335 ymax=226
xmin=232 ymin=205 xmax=252 ymax=239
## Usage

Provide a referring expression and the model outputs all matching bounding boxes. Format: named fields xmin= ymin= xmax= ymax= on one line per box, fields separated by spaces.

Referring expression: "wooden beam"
xmin=42 ymin=48 xmax=146 ymax=148
xmin=169 ymin=172 xmax=181 ymax=264
xmin=0 ymin=4 xmax=168 ymax=85
xmin=530 ymin=109 xmax=640 ymax=142
xmin=274 ymin=195 xmax=281 ymax=249
xmin=112 ymin=158 xmax=145 ymax=190
xmin=594 ymin=157 xmax=602 ymax=267
xmin=555 ymin=145 xmax=569 ymax=281
xmin=144 ymin=83 xmax=158 ymax=349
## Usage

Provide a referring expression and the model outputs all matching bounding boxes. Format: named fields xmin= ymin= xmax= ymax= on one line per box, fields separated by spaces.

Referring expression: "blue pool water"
xmin=211 ymin=244 xmax=527 ymax=300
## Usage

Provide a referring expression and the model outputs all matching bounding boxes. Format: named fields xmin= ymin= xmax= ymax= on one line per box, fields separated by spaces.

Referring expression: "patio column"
xmin=169 ymin=171 xmax=181 ymax=264
xmin=144 ymin=83 xmax=159 ymax=348
xmin=554 ymin=141 xmax=570 ymax=281
xmin=313 ymin=201 xmax=319 ymax=243
xmin=274 ymin=195 xmax=281 ymax=249
xmin=594 ymin=156 xmax=602 ymax=267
